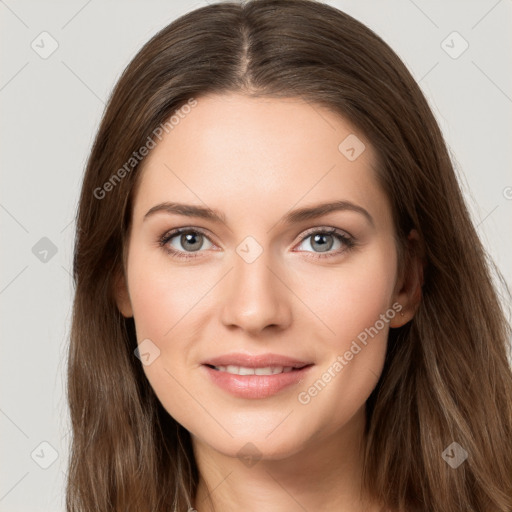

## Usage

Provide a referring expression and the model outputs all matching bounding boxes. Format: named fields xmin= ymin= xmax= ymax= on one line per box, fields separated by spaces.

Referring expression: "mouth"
xmin=201 ymin=357 xmax=314 ymax=399
xmin=204 ymin=363 xmax=311 ymax=375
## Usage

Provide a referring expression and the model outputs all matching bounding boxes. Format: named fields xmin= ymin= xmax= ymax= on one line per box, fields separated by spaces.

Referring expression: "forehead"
xmin=132 ymin=93 xmax=388 ymax=226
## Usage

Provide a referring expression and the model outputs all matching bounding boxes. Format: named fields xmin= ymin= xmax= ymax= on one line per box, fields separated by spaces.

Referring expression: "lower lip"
xmin=201 ymin=364 xmax=314 ymax=399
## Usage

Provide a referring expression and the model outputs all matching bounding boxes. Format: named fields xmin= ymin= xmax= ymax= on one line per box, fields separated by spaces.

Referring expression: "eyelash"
xmin=158 ymin=226 xmax=356 ymax=261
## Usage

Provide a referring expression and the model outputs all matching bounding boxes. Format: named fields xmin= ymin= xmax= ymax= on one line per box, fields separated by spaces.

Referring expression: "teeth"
xmin=213 ymin=365 xmax=296 ymax=375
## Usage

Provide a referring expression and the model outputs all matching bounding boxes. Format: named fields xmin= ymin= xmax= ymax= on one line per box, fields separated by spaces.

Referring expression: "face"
xmin=116 ymin=93 xmax=413 ymax=460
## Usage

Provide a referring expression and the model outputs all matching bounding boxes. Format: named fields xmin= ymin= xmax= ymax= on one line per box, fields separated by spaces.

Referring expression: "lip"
xmin=201 ymin=352 xmax=313 ymax=368
xmin=201 ymin=352 xmax=314 ymax=399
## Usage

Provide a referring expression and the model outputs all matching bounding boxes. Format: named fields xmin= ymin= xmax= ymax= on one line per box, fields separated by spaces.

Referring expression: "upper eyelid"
xmin=297 ymin=225 xmax=353 ymax=240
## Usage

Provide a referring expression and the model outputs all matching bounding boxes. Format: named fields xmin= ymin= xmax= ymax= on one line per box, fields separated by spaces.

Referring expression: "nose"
xmin=219 ymin=249 xmax=292 ymax=335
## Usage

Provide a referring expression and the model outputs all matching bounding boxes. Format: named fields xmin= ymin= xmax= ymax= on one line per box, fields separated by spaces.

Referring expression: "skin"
xmin=115 ymin=93 xmax=422 ymax=512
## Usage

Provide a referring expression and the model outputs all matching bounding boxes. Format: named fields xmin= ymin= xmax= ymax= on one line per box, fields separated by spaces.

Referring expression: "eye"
xmin=158 ymin=226 xmax=356 ymax=261
xmin=159 ymin=228 xmax=214 ymax=260
xmin=294 ymin=227 xmax=355 ymax=259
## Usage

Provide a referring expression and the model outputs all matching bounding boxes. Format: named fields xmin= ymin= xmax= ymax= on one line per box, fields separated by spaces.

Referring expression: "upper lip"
xmin=202 ymin=352 xmax=313 ymax=369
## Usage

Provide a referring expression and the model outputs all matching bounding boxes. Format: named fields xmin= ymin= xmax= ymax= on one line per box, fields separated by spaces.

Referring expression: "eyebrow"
xmin=143 ymin=200 xmax=374 ymax=227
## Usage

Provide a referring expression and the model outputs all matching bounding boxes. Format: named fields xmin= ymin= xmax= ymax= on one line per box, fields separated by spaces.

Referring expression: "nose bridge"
xmin=219 ymin=240 xmax=291 ymax=332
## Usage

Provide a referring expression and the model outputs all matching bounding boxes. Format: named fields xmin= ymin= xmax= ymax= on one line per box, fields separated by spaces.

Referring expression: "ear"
xmin=389 ymin=229 xmax=424 ymax=328
xmin=113 ymin=268 xmax=133 ymax=318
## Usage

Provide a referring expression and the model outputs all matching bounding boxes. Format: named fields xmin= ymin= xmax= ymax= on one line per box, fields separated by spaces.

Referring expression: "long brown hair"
xmin=66 ymin=1 xmax=512 ymax=511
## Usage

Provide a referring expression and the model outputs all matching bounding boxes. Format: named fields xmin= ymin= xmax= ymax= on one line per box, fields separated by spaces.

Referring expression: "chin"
xmin=193 ymin=424 xmax=311 ymax=463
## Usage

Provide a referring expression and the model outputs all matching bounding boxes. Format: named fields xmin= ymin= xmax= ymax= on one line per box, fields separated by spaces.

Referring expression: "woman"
xmin=66 ymin=1 xmax=512 ymax=511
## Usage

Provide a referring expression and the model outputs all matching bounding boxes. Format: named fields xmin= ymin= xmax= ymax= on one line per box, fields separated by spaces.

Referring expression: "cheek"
xmin=330 ymin=269 xmax=395 ymax=342
xmin=293 ymin=247 xmax=397 ymax=430
xmin=303 ymin=244 xmax=397 ymax=347
xmin=125 ymin=250 xmax=210 ymax=431
xmin=126 ymin=249 xmax=215 ymax=341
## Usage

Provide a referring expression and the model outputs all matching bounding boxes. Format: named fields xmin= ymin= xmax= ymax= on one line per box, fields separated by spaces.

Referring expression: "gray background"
xmin=1 ymin=0 xmax=511 ymax=510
